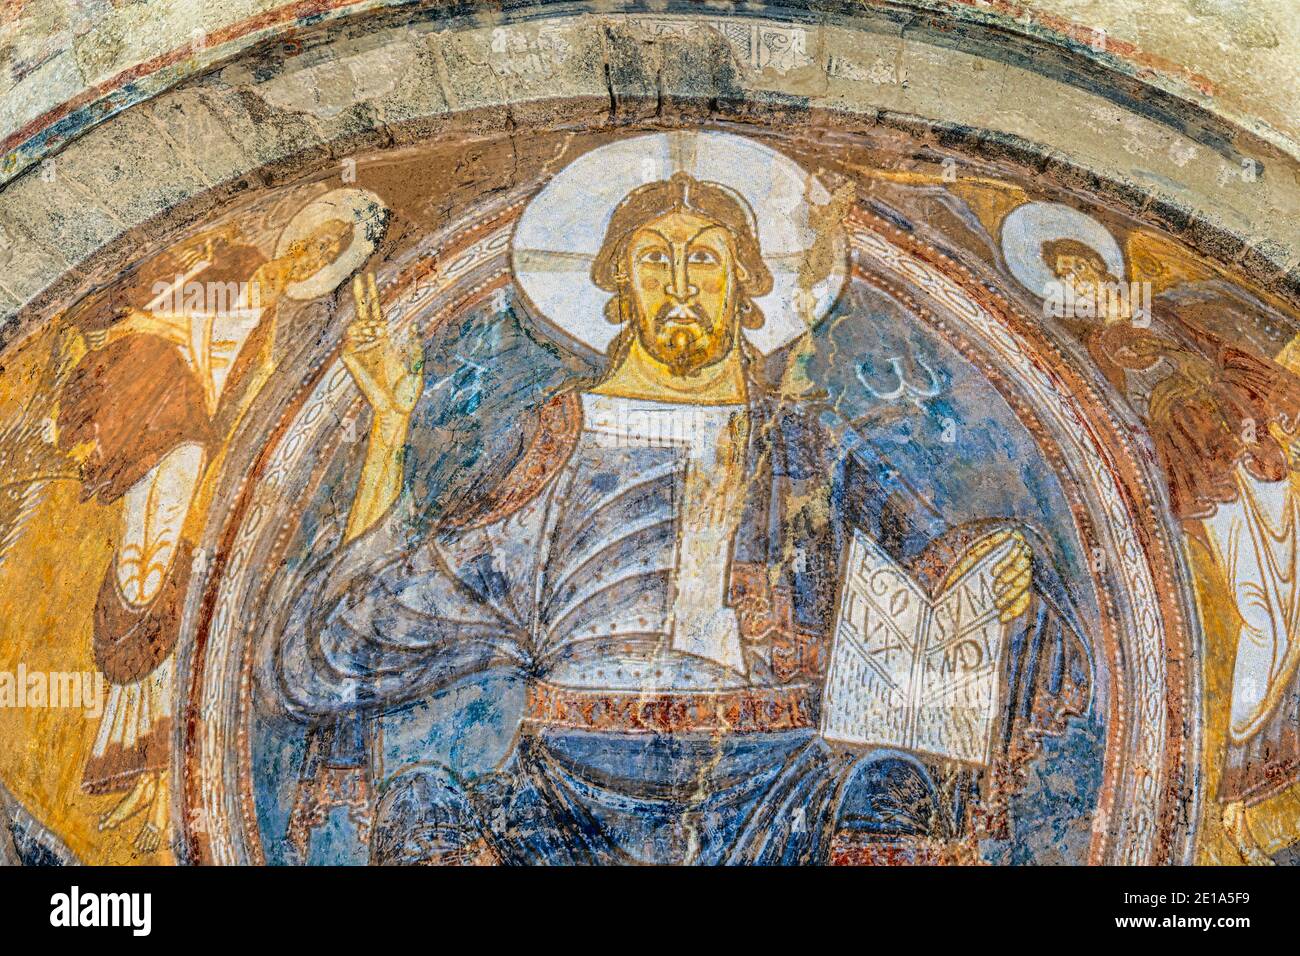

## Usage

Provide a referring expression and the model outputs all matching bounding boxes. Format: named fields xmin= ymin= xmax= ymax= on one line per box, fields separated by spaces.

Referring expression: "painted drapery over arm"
xmin=272 ymin=526 xmax=535 ymax=719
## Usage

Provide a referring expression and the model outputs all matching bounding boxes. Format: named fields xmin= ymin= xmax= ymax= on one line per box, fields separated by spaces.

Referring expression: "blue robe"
xmin=272 ymin=389 xmax=1089 ymax=864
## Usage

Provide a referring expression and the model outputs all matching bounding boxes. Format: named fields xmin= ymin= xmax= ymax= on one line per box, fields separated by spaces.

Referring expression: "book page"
xmin=913 ymin=537 xmax=1015 ymax=764
xmin=820 ymin=529 xmax=928 ymax=750
xmin=820 ymin=529 xmax=1014 ymax=765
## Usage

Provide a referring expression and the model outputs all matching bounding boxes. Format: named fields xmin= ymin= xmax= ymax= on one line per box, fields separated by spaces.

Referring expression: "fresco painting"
xmin=1 ymin=117 xmax=1298 ymax=867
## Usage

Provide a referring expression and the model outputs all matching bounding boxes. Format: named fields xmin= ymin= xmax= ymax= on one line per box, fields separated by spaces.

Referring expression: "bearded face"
xmin=1054 ymin=253 xmax=1105 ymax=303
xmin=623 ymin=209 xmax=746 ymax=377
xmin=287 ymin=219 xmax=352 ymax=282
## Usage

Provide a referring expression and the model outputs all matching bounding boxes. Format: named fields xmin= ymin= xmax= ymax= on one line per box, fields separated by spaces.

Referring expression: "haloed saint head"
xmin=284 ymin=218 xmax=353 ymax=281
xmin=1041 ymin=237 xmax=1118 ymax=314
xmin=591 ymin=173 xmax=774 ymax=378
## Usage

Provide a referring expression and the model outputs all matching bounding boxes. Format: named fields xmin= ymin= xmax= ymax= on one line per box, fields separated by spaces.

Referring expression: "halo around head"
xmin=275 ymin=187 xmax=389 ymax=301
xmin=511 ymin=131 xmax=848 ymax=357
xmin=1001 ymin=201 xmax=1125 ymax=300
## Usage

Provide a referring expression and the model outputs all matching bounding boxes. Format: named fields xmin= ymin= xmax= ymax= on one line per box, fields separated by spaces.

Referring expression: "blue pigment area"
xmin=251 ymin=276 xmax=1107 ymax=865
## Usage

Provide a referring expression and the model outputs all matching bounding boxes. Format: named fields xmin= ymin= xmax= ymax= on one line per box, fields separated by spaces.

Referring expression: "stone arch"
xmin=3 ymin=1 xmax=1298 ymax=866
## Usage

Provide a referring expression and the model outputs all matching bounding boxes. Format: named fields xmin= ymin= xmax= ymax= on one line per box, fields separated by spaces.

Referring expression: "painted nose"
xmin=666 ymin=251 xmax=699 ymax=302
xmin=664 ymin=281 xmax=700 ymax=302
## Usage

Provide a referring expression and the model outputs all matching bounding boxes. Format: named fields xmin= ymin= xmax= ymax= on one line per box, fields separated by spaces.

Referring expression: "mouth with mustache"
xmin=649 ymin=303 xmax=722 ymax=375
xmin=655 ymin=301 xmax=713 ymax=332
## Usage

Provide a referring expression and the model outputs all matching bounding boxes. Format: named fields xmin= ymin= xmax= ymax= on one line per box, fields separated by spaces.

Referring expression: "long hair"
xmin=591 ymin=172 xmax=774 ymax=330
xmin=1041 ymin=238 xmax=1118 ymax=285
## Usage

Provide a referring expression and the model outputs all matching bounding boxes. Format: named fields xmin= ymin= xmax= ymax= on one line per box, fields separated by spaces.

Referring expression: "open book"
xmin=820 ymin=528 xmax=1017 ymax=766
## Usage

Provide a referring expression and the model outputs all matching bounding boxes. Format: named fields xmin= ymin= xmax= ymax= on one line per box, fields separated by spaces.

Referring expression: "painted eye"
xmin=687 ymin=249 xmax=718 ymax=265
xmin=639 ymin=249 xmax=670 ymax=265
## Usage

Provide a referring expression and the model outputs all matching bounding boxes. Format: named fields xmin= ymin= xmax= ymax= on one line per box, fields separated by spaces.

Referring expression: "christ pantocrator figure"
xmin=276 ymin=164 xmax=1088 ymax=864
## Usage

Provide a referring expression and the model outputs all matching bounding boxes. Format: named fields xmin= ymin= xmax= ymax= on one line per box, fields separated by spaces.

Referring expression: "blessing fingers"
xmin=348 ymin=275 xmax=387 ymax=349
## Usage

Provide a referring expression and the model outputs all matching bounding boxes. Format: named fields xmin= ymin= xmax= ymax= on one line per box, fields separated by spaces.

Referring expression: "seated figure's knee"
xmin=835 ymin=751 xmax=941 ymax=839
xmin=371 ymin=766 xmax=485 ymax=865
